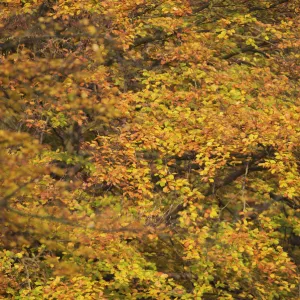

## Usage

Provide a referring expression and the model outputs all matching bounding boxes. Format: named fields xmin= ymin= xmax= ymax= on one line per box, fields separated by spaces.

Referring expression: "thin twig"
xmin=242 ymin=162 xmax=249 ymax=211
xmin=39 ymin=116 xmax=49 ymax=144
xmin=21 ymin=258 xmax=31 ymax=290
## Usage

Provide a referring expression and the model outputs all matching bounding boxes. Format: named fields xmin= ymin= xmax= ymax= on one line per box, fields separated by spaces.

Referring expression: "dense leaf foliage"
xmin=1 ymin=0 xmax=300 ymax=299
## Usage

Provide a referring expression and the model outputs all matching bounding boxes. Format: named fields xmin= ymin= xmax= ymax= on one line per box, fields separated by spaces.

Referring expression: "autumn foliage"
xmin=0 ymin=0 xmax=300 ymax=299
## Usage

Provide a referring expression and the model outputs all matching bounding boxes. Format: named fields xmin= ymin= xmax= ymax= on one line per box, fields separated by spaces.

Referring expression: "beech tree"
xmin=0 ymin=0 xmax=300 ymax=299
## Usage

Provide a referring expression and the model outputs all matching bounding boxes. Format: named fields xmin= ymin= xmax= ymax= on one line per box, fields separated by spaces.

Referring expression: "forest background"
xmin=0 ymin=0 xmax=300 ymax=299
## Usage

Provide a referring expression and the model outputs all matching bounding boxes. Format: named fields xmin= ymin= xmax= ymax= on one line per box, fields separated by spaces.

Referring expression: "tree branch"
xmin=269 ymin=192 xmax=300 ymax=209
xmin=223 ymin=46 xmax=270 ymax=60
xmin=6 ymin=205 xmax=144 ymax=233
xmin=249 ymin=0 xmax=289 ymax=12
xmin=0 ymin=179 xmax=37 ymax=209
xmin=165 ymin=163 xmax=265 ymax=223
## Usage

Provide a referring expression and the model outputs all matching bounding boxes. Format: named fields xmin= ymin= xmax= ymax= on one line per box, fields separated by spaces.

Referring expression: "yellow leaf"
xmin=209 ymin=208 xmax=218 ymax=218
xmin=163 ymin=186 xmax=170 ymax=193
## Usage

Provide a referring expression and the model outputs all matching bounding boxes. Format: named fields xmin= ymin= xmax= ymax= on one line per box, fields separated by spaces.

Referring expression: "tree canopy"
xmin=0 ymin=0 xmax=300 ymax=299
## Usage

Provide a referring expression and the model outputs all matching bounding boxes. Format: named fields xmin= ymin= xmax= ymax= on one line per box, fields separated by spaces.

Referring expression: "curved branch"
xmin=165 ymin=163 xmax=266 ymax=223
